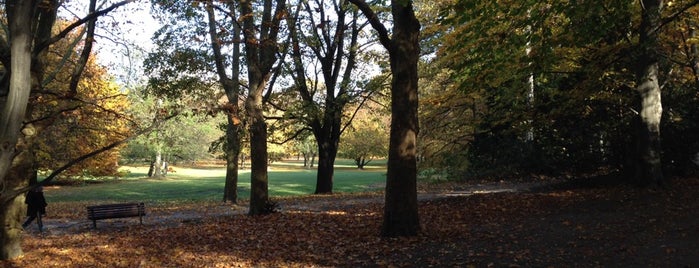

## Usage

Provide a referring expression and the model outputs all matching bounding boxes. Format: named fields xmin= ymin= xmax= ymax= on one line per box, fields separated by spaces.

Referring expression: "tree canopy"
xmin=418 ymin=0 xmax=699 ymax=182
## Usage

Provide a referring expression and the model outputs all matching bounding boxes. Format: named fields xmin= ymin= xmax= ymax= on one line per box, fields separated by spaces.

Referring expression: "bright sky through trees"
xmin=58 ymin=1 xmax=159 ymax=85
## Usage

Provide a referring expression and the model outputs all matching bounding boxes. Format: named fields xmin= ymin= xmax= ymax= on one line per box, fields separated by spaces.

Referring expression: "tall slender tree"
xmin=205 ymin=0 xmax=244 ymax=202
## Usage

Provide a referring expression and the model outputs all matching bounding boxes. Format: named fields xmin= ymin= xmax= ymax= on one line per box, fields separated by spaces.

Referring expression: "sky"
xmin=98 ymin=2 xmax=160 ymax=87
xmin=59 ymin=0 xmax=160 ymax=87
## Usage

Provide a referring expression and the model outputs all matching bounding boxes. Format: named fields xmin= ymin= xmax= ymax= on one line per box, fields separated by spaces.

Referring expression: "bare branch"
xmin=347 ymin=0 xmax=391 ymax=49
xmin=38 ymin=0 xmax=137 ymax=52
xmin=1 ymin=111 xmax=180 ymax=204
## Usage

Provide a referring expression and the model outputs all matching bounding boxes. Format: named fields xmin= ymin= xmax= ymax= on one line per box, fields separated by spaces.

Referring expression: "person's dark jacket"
xmin=25 ymin=189 xmax=47 ymax=216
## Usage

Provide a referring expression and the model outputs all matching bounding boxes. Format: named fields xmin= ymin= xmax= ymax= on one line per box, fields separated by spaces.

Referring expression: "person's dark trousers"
xmin=22 ymin=212 xmax=43 ymax=232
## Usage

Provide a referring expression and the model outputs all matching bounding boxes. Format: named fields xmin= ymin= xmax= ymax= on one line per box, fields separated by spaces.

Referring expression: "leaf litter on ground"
xmin=5 ymin=177 xmax=699 ymax=267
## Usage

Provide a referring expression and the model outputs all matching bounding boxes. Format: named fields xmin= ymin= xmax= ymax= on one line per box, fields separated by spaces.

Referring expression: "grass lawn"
xmin=44 ymin=159 xmax=386 ymax=203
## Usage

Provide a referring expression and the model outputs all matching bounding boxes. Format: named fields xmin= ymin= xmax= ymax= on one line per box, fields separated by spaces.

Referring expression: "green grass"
xmin=44 ymin=161 xmax=386 ymax=203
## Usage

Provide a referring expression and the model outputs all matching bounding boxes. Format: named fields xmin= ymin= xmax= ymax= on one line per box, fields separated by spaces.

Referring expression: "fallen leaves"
xmin=5 ymin=178 xmax=699 ymax=267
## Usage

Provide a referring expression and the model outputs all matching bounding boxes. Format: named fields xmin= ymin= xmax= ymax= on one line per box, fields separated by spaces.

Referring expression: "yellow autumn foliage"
xmin=31 ymin=20 xmax=132 ymax=177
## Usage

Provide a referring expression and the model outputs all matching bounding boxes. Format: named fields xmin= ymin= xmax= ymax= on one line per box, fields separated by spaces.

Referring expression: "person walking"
xmin=22 ymin=186 xmax=47 ymax=231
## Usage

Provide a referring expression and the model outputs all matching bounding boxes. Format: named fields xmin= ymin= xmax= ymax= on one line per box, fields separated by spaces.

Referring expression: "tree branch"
xmin=37 ymin=0 xmax=136 ymax=53
xmin=347 ymin=0 xmax=391 ymax=49
xmin=657 ymin=0 xmax=699 ymax=34
xmin=68 ymin=0 xmax=98 ymax=97
xmin=1 ymin=111 xmax=181 ymax=205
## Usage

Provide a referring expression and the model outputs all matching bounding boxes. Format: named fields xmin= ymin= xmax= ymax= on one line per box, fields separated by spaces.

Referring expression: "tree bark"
xmin=381 ymin=0 xmax=421 ymax=237
xmin=239 ymin=0 xmax=284 ymax=215
xmin=0 ymin=0 xmax=130 ymax=259
xmin=0 ymin=135 xmax=33 ymax=259
xmin=314 ymin=138 xmax=337 ymax=194
xmin=287 ymin=2 xmax=361 ymax=194
xmin=0 ymin=196 xmax=24 ymax=259
xmin=223 ymin=116 xmax=241 ymax=203
xmin=349 ymin=0 xmax=421 ymax=237
xmin=634 ymin=0 xmax=664 ymax=186
xmin=246 ymin=94 xmax=269 ymax=215
xmin=0 ymin=1 xmax=38 ymax=259
xmin=0 ymin=0 xmax=35 ymax=187
xmin=206 ymin=1 xmax=242 ymax=203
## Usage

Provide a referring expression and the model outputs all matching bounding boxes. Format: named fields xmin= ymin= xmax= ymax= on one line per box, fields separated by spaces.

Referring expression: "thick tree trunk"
xmin=0 ymin=1 xmax=36 ymax=259
xmin=0 ymin=0 xmax=34 ymax=185
xmin=356 ymin=156 xmax=368 ymax=169
xmin=313 ymin=108 xmax=342 ymax=194
xmin=287 ymin=3 xmax=360 ymax=195
xmin=0 ymin=136 xmax=33 ymax=259
xmin=239 ymin=0 xmax=284 ymax=215
xmin=634 ymin=0 xmax=664 ymax=186
xmin=380 ymin=1 xmax=421 ymax=237
xmin=314 ymin=139 xmax=338 ymax=194
xmin=0 ymin=196 xmax=24 ymax=259
xmin=246 ymin=94 xmax=269 ymax=215
xmin=349 ymin=0 xmax=421 ymax=237
xmin=152 ymin=150 xmax=163 ymax=177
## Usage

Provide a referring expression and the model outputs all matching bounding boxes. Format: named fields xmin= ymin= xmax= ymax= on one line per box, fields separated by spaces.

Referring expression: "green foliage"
xmin=424 ymin=0 xmax=699 ymax=179
xmin=339 ymin=102 xmax=389 ymax=169
xmin=122 ymin=96 xmax=225 ymax=164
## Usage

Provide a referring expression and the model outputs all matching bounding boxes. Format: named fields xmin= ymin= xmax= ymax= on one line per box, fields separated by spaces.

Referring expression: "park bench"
xmin=86 ymin=202 xmax=145 ymax=228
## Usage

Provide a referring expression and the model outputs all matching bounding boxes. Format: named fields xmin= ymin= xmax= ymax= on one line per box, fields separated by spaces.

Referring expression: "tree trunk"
xmin=0 ymin=0 xmax=34 ymax=185
xmin=223 ymin=115 xmax=240 ymax=203
xmin=0 ymin=135 xmax=33 ymax=259
xmin=239 ymin=0 xmax=284 ymax=215
xmin=634 ymin=0 xmax=664 ymax=186
xmin=152 ymin=150 xmax=163 ymax=177
xmin=349 ymin=0 xmax=421 ymax=237
xmin=356 ymin=156 xmax=367 ymax=169
xmin=246 ymin=94 xmax=269 ymax=215
xmin=206 ymin=1 xmax=242 ymax=203
xmin=240 ymin=0 xmax=269 ymax=215
xmin=0 ymin=1 xmax=37 ymax=259
xmin=287 ymin=3 xmax=361 ymax=195
xmin=381 ymin=1 xmax=421 ymax=237
xmin=314 ymin=139 xmax=337 ymax=194
xmin=0 ymin=196 xmax=24 ymax=259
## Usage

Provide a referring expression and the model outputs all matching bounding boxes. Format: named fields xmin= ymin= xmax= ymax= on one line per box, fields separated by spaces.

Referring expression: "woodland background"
xmin=0 ymin=0 xmax=697 ymax=265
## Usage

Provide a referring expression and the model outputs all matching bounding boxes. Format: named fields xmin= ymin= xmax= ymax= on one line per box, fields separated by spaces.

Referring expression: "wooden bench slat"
xmin=86 ymin=202 xmax=145 ymax=228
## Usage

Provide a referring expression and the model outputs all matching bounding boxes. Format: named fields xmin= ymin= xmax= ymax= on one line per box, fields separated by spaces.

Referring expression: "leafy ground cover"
xmin=5 ymin=176 xmax=698 ymax=267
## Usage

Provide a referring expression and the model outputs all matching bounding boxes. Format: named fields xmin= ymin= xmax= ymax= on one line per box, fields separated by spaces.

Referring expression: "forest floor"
xmin=5 ymin=176 xmax=699 ymax=267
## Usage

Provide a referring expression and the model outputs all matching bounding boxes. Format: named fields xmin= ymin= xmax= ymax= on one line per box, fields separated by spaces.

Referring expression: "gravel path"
xmin=25 ymin=180 xmax=548 ymax=236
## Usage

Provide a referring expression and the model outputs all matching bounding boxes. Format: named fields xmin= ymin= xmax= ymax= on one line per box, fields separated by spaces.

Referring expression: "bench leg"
xmin=92 ymin=220 xmax=97 ymax=229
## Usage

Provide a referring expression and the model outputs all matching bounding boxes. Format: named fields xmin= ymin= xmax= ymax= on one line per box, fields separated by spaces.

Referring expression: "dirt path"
xmin=27 ymin=180 xmax=547 ymax=235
